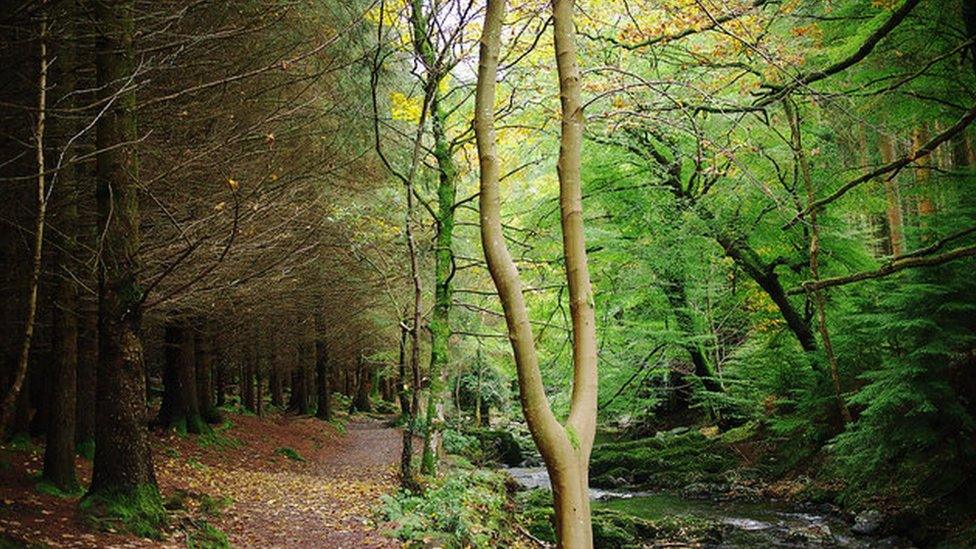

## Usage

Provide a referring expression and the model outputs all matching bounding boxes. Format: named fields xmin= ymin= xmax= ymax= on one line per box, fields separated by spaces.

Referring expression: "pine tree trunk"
xmin=194 ymin=321 xmax=219 ymax=423
xmin=89 ymin=0 xmax=157 ymax=495
xmin=44 ymin=27 xmax=80 ymax=482
xmin=76 ymin=294 xmax=97 ymax=449
xmin=314 ymin=314 xmax=331 ymax=421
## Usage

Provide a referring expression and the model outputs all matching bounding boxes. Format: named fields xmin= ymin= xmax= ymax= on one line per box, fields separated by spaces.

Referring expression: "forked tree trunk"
xmin=89 ymin=0 xmax=157 ymax=495
xmin=475 ymin=1 xmax=598 ymax=545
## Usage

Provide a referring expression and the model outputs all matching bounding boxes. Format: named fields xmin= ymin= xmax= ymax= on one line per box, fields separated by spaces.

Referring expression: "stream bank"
xmin=506 ymin=466 xmax=910 ymax=548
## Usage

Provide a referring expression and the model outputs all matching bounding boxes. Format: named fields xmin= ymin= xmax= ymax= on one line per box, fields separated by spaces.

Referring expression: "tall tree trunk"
xmin=352 ymin=359 xmax=373 ymax=413
xmin=194 ymin=321 xmax=219 ymax=423
xmin=879 ymin=134 xmax=905 ymax=256
xmin=89 ymin=0 xmax=157 ymax=496
xmin=476 ymin=1 xmax=598 ymax=545
xmin=158 ymin=319 xmax=205 ymax=433
xmin=43 ymin=1 xmax=80 ymax=490
xmin=785 ymin=98 xmax=852 ymax=427
xmin=314 ymin=310 xmax=331 ymax=421
xmin=76 ymin=293 xmax=97 ymax=452
xmin=0 ymin=8 xmax=48 ymax=439
xmin=409 ymin=0 xmax=458 ymax=478
xmin=270 ymin=337 xmax=283 ymax=408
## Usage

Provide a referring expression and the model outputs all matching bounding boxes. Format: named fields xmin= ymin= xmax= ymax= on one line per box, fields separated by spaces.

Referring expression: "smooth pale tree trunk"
xmin=89 ymin=0 xmax=157 ymax=495
xmin=475 ymin=1 xmax=598 ymax=545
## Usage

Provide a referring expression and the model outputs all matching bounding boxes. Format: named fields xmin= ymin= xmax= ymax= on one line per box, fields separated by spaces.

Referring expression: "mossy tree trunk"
xmin=89 ymin=0 xmax=158 ymax=496
xmin=408 ymin=0 xmax=459 ymax=478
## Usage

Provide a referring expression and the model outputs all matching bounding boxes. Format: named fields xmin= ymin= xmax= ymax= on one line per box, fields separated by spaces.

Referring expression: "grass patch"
xmin=197 ymin=421 xmax=242 ymax=450
xmin=185 ymin=518 xmax=230 ymax=549
xmin=36 ymin=479 xmax=84 ymax=498
xmin=274 ymin=447 xmax=305 ymax=462
xmin=81 ymin=484 xmax=168 ymax=539
xmin=199 ymin=493 xmax=233 ymax=517
xmin=328 ymin=418 xmax=347 ymax=435
xmin=4 ymin=433 xmax=39 ymax=453
xmin=77 ymin=438 xmax=95 ymax=460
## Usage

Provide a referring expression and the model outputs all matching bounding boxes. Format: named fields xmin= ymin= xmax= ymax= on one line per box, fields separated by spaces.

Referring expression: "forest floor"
xmin=0 ymin=413 xmax=404 ymax=548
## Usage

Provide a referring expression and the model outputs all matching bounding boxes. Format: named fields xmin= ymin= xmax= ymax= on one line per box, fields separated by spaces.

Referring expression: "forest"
xmin=1 ymin=0 xmax=975 ymax=547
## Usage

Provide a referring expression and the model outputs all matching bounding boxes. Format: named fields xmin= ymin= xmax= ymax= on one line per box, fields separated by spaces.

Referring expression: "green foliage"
xmin=379 ymin=468 xmax=512 ymax=548
xmin=76 ymin=438 xmax=95 ymax=461
xmin=590 ymin=429 xmax=736 ymax=489
xmin=442 ymin=429 xmax=481 ymax=459
xmin=197 ymin=421 xmax=242 ymax=450
xmin=4 ymin=433 xmax=39 ymax=453
xmin=833 ymin=260 xmax=976 ymax=502
xmin=517 ymin=489 xmax=723 ymax=548
xmin=274 ymin=447 xmax=305 ymax=462
xmin=81 ymin=484 xmax=168 ymax=539
xmin=185 ymin=519 xmax=230 ymax=549
xmin=35 ymin=479 xmax=83 ymax=498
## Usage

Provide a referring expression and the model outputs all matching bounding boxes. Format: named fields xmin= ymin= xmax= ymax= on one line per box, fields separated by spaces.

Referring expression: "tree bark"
xmin=314 ymin=310 xmax=331 ymax=421
xmin=475 ymin=1 xmax=597 ymax=545
xmin=89 ymin=0 xmax=157 ymax=495
xmin=0 ymin=7 xmax=48 ymax=440
xmin=194 ymin=320 xmax=219 ymax=423
xmin=158 ymin=319 xmax=205 ymax=433
xmin=785 ymin=98 xmax=852 ymax=426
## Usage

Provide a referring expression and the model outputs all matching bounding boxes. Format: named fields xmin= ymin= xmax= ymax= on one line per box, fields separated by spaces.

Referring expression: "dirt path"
xmin=0 ymin=414 xmax=404 ymax=548
xmin=214 ymin=418 xmax=402 ymax=548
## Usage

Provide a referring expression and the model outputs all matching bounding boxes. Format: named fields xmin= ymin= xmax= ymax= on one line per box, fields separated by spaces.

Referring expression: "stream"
xmin=505 ymin=467 xmax=902 ymax=548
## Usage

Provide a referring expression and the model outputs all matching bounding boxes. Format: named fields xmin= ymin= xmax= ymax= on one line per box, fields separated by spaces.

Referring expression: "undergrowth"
xmin=81 ymin=484 xmax=168 ymax=539
xmin=379 ymin=465 xmax=513 ymax=548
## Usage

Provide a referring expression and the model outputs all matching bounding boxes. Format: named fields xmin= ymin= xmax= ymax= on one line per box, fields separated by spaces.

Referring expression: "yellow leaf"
xmin=227 ymin=178 xmax=240 ymax=191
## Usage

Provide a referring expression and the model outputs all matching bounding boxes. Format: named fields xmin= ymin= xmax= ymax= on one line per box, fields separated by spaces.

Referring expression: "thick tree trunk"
xmin=352 ymin=360 xmax=372 ymax=413
xmin=76 ymin=294 xmax=97 ymax=450
xmin=44 ymin=61 xmax=80 ymax=488
xmin=194 ymin=321 xmax=219 ymax=423
xmin=89 ymin=0 xmax=157 ymax=495
xmin=158 ymin=319 xmax=205 ymax=433
xmin=475 ymin=1 xmax=597 ymax=545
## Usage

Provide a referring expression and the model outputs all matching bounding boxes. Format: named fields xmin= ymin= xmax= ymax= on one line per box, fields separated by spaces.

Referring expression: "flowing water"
xmin=505 ymin=467 xmax=895 ymax=548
